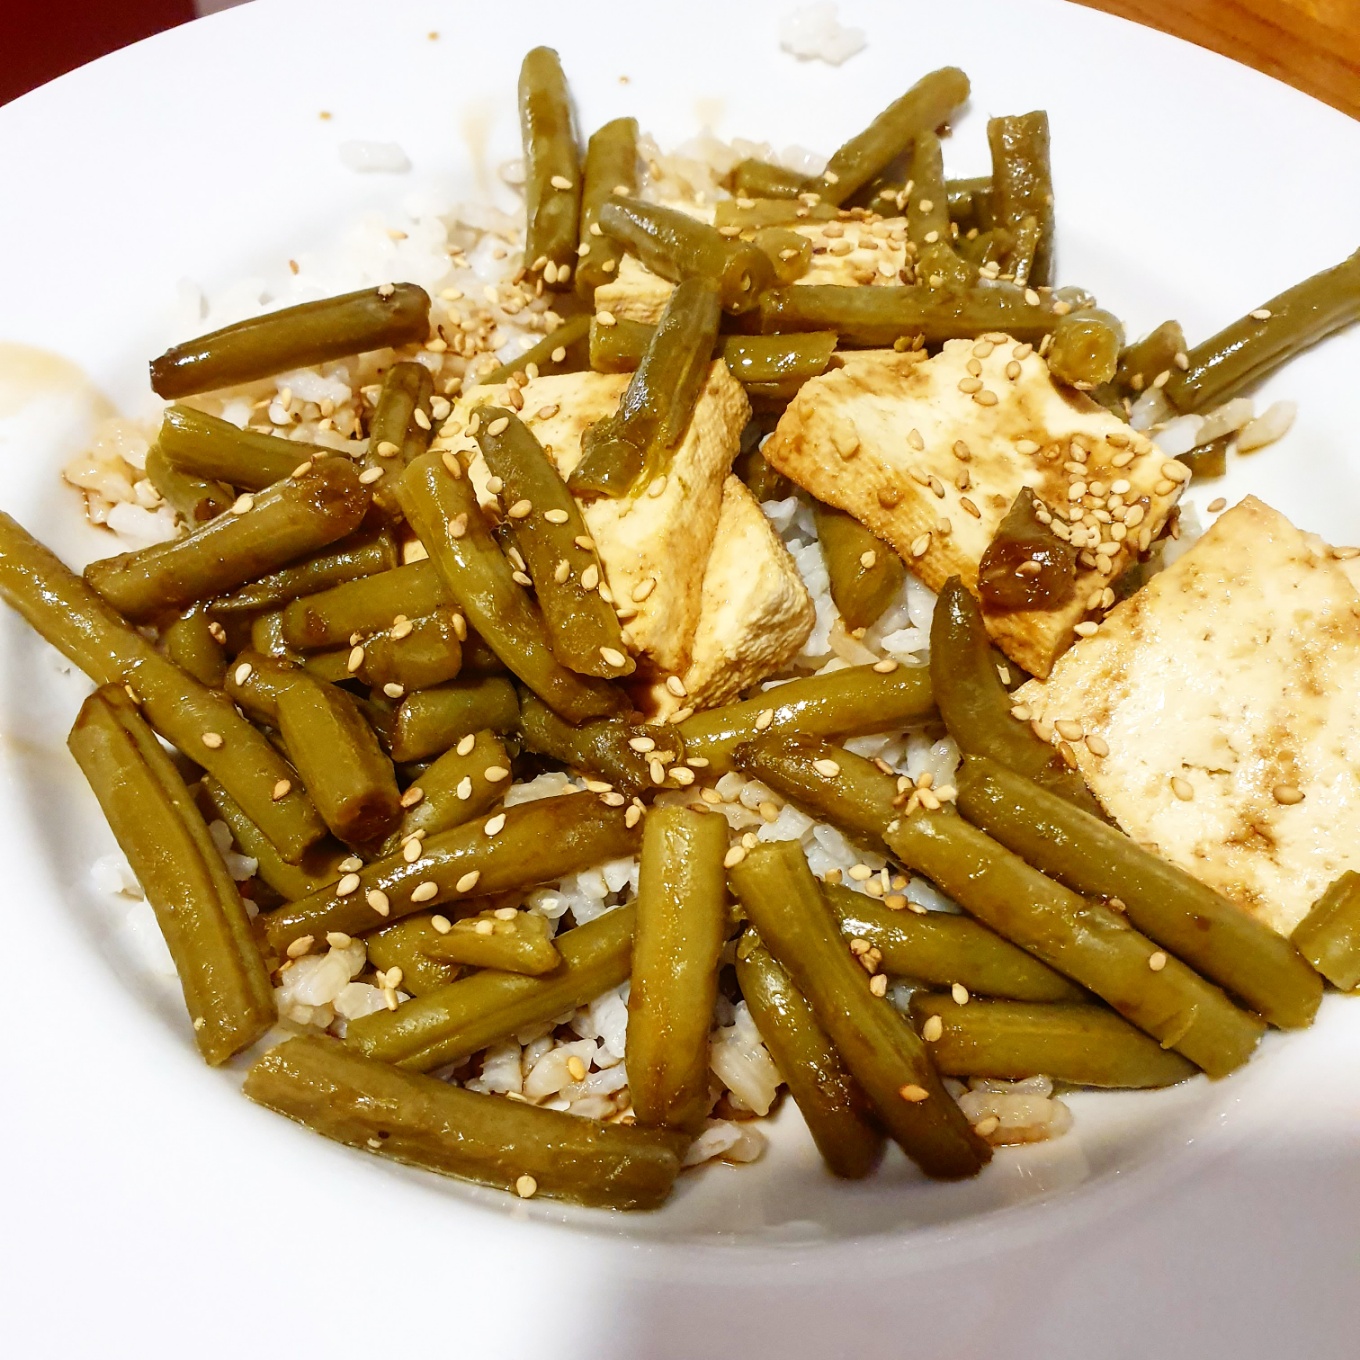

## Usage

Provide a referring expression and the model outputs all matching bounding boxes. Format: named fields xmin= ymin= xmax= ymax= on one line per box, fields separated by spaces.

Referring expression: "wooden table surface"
xmin=1076 ymin=0 xmax=1360 ymax=119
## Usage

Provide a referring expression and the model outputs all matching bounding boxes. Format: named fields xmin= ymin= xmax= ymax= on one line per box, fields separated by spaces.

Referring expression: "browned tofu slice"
xmin=1016 ymin=496 xmax=1360 ymax=936
xmin=761 ymin=341 xmax=1187 ymax=677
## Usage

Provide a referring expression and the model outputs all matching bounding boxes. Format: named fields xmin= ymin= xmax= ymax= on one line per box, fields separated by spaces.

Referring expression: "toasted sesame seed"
xmin=448 ymin=512 xmax=468 ymax=539
xmin=625 ymin=804 xmax=643 ymax=828
xmin=231 ymin=661 xmax=254 ymax=687
xmin=867 ymin=973 xmax=888 ymax=997
xmin=670 ymin=767 xmax=696 ymax=787
xmin=507 ymin=498 xmax=532 ymax=519
xmin=381 ymin=682 xmax=404 ymax=699
xmin=285 ymin=935 xmax=313 ymax=959
xmin=662 ymin=674 xmax=688 ymax=699
xmin=1054 ymin=719 xmax=1084 ymax=742
xmin=722 ymin=844 xmax=748 ymax=870
xmin=515 ymin=1174 xmax=538 ymax=1199
xmin=580 ymin=564 xmax=600 ymax=591
xmin=358 ymin=466 xmax=384 ymax=485
xmin=957 ymin=376 xmax=982 ymax=394
xmin=483 ymin=813 xmax=507 ymax=837
xmin=336 ymin=873 xmax=362 ymax=897
xmin=346 ymin=645 xmax=365 ymax=673
xmin=910 ymin=532 xmax=932 ymax=558
xmin=898 ymin=1084 xmax=929 ymax=1102
xmin=1273 ymin=784 xmax=1304 ymax=805
xmin=973 ymin=1116 xmax=1000 ymax=1138
xmin=1207 ymin=497 xmax=1227 ymax=514
xmin=858 ymin=549 xmax=878 ymax=570
xmin=1148 ymin=951 xmax=1168 ymax=972
xmin=362 ymin=889 xmax=388 ymax=917
xmin=647 ymin=475 xmax=667 ymax=497
xmin=511 ymin=571 xmax=532 ymax=587
xmin=753 ymin=708 xmax=774 ymax=731
xmin=631 ymin=576 xmax=657 ymax=603
xmin=813 ymin=758 xmax=841 ymax=778
xmin=599 ymin=646 xmax=627 ymax=669
xmin=1074 ymin=621 xmax=1100 ymax=637
xmin=872 ymin=658 xmax=898 ymax=674
xmin=272 ymin=778 xmax=292 ymax=801
xmin=230 ymin=494 xmax=254 ymax=515
xmin=402 ymin=838 xmax=423 ymax=863
xmin=627 ymin=735 xmax=656 ymax=754
xmin=400 ymin=785 xmax=425 ymax=808
xmin=1171 ymin=776 xmax=1194 ymax=801
xmin=455 ymin=777 xmax=472 ymax=800
xmin=1249 ymin=308 xmax=1272 ymax=321
xmin=960 ymin=497 xmax=981 ymax=518
xmin=649 ymin=758 xmax=665 ymax=785
xmin=922 ymin=1014 xmax=944 ymax=1042
xmin=596 ymin=309 xmax=617 ymax=327
xmin=1086 ymin=734 xmax=1110 ymax=757
xmin=484 ymin=766 xmax=510 ymax=783
xmin=201 ymin=731 xmax=224 ymax=750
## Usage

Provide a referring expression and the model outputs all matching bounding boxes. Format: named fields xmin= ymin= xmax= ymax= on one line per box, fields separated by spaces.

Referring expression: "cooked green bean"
xmin=212 ymin=528 xmax=397 ymax=613
xmin=68 ymin=685 xmax=274 ymax=1064
xmin=1292 ymin=872 xmax=1360 ymax=991
xmin=281 ymin=560 xmax=449 ymax=650
xmin=223 ymin=648 xmax=302 ymax=724
xmin=1047 ymin=307 xmax=1125 ymax=389
xmin=157 ymin=404 xmax=313 ymax=490
xmin=946 ymin=176 xmax=993 ymax=231
xmin=358 ymin=605 xmax=464 ymax=695
xmin=909 ymin=994 xmax=1198 ymax=1089
xmin=627 ymin=806 xmax=729 ymax=1131
xmin=826 ymin=883 xmax=1086 ymax=1003
xmin=477 ymin=314 xmax=592 ymax=386
xmin=986 ymin=113 xmax=1053 ymax=287
xmin=729 ymin=158 xmax=813 ymax=199
xmin=679 ymin=660 xmax=934 ymax=773
xmin=144 ymin=443 xmax=232 ymax=524
xmin=346 ymin=902 xmax=636 ymax=1070
xmin=957 ymin=756 xmax=1321 ymax=1029
xmin=1166 ymin=247 xmax=1360 ymax=413
xmin=905 ymin=131 xmax=952 ymax=255
xmin=576 ymin=117 xmax=639 ymax=297
xmin=1114 ymin=319 xmax=1187 ymax=397
xmin=86 ymin=459 xmax=370 ymax=621
xmin=1002 ymin=214 xmax=1040 ymax=287
xmin=474 ymin=408 xmax=632 ymax=678
xmin=728 ymin=840 xmax=989 ymax=1179
xmin=422 ymin=907 xmax=561 ymax=976
xmin=568 ymin=278 xmax=722 ymax=497
xmin=712 ymin=198 xmax=838 ymax=230
xmin=519 ymin=46 xmax=581 ymax=289
xmin=248 ymin=608 xmax=294 ymax=660
xmin=598 ymin=197 xmax=774 ymax=314
xmin=752 ymin=228 xmax=813 ymax=285
xmin=816 ymin=67 xmax=971 ymax=206
xmin=385 ymin=675 xmax=520 ymax=763
xmin=956 ymin=226 xmax=1013 ymax=268
xmin=261 ymin=790 xmax=639 ymax=952
xmin=162 ymin=607 xmax=226 ymax=687
xmin=362 ymin=360 xmax=434 ymax=518
xmin=395 ymin=451 xmax=621 ymax=721
xmin=735 ymin=437 xmax=791 ymax=503
xmin=365 ymin=914 xmax=462 ymax=995
xmin=0 ymin=513 xmax=324 ymax=861
xmin=813 ymin=503 xmax=906 ymax=631
xmin=883 ymin=809 xmax=1265 ymax=1077
xmin=245 ymin=1033 xmax=682 ymax=1210
xmin=734 ymin=932 xmax=885 ymax=1178
xmin=975 ymin=488 xmax=1076 ymax=612
xmin=150 ymin=284 xmax=431 ymax=399
xmin=1177 ymin=435 xmax=1229 ymax=479
xmin=377 ymin=730 xmax=509 ymax=855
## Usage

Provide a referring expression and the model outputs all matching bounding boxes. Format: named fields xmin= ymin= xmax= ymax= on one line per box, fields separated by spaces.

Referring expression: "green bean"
xmin=1177 ymin=435 xmax=1229 ymax=479
xmin=144 ymin=443 xmax=232 ymax=524
xmin=422 ymin=907 xmax=561 ymax=976
xmin=358 ymin=606 xmax=464 ymax=695
xmin=909 ymin=995 xmax=1197 ymax=1089
xmin=262 ymin=790 xmax=639 ymax=953
xmin=68 ymin=686 xmax=274 ymax=1064
xmin=734 ymin=932 xmax=884 ymax=1178
xmin=735 ymin=437 xmax=791 ymax=503
xmin=986 ymin=113 xmax=1053 ymax=287
xmin=281 ymin=560 xmax=448 ymax=650
xmin=162 ymin=607 xmax=226 ymax=688
xmin=931 ymin=577 xmax=1101 ymax=815
xmin=1114 ymin=319 xmax=1187 ymax=398
xmin=157 ymin=405 xmax=314 ymax=490
xmin=576 ymin=117 xmax=639 ymax=297
xmin=519 ymin=46 xmax=581 ymax=289
xmin=1166 ymin=247 xmax=1360 ymax=412
xmin=598 ymin=197 xmax=774 ymax=314
xmin=569 ymin=277 xmax=723 ymax=498
xmin=85 ymin=460 xmax=370 ymax=621
xmin=476 ymin=314 xmax=592 ymax=386
xmin=729 ymin=158 xmax=814 ymax=199
xmin=395 ymin=451 xmax=621 ymax=721
xmin=916 ymin=241 xmax=978 ymax=291
xmin=826 ymin=883 xmax=1086 ymax=1003
xmin=517 ymin=692 xmax=683 ymax=797
xmin=1047 ymin=308 xmax=1125 ymax=389
xmin=975 ymin=488 xmax=1076 ymax=612
xmin=346 ymin=902 xmax=636 ymax=1070
xmin=1292 ymin=872 xmax=1360 ymax=991
xmin=905 ymin=131 xmax=952 ymax=255
xmin=712 ymin=198 xmax=839 ymax=230
xmin=728 ymin=840 xmax=989 ymax=1179
xmin=883 ymin=809 xmax=1265 ymax=1077
xmin=244 ymin=1033 xmax=682 ymax=1210
xmin=813 ymin=503 xmax=906 ymax=631
xmin=1003 ymin=215 xmax=1041 ymax=288
xmin=377 ymin=731 xmax=510 ymax=856
xmin=752 ymin=228 xmax=813 ymax=285
xmin=212 ymin=528 xmax=397 ymax=613
xmin=957 ymin=756 xmax=1321 ymax=1029
xmin=250 ymin=609 xmax=296 ymax=661
xmin=362 ymin=361 xmax=434 ymax=518
xmin=365 ymin=915 xmax=462 ymax=996
xmin=223 ymin=648 xmax=302 ymax=723
xmin=678 ymin=660 xmax=934 ymax=773
xmin=386 ymin=675 xmax=520 ymax=763
xmin=150 ymin=284 xmax=431 ymax=399
xmin=589 ymin=315 xmax=664 ymax=373
xmin=758 ymin=281 xmax=1067 ymax=347
xmin=0 ymin=512 xmax=324 ymax=860
xmin=627 ymin=806 xmax=729 ymax=1131
xmin=946 ymin=176 xmax=993 ymax=231
xmin=474 ymin=408 xmax=632 ymax=678
xmin=815 ymin=67 xmax=971 ymax=206
xmin=956 ymin=227 xmax=1013 ymax=268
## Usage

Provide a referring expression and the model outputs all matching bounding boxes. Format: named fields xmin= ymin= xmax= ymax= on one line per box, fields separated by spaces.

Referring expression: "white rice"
xmin=779 ymin=3 xmax=867 ymax=66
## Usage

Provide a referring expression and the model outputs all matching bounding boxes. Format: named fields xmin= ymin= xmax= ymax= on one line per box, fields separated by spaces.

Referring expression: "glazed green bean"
xmin=813 ymin=504 xmax=906 ymax=631
xmin=475 ymin=408 xmax=632 ymax=678
xmin=365 ymin=914 xmax=462 ymax=995
xmin=568 ymin=278 xmax=723 ymax=497
xmin=816 ymin=67 xmax=971 ymax=206
xmin=576 ymin=117 xmax=639 ymax=297
xmin=598 ymin=197 xmax=774 ymax=314
xmin=395 ymin=451 xmax=621 ymax=721
xmin=358 ymin=606 xmax=464 ymax=695
xmin=678 ymin=660 xmax=934 ymax=773
xmin=157 ymin=405 xmax=312 ymax=490
xmin=519 ymin=46 xmax=581 ymax=289
xmin=281 ymin=560 xmax=449 ymax=650
xmin=261 ymin=790 xmax=639 ymax=952
xmin=422 ymin=907 xmax=561 ymax=976
xmin=627 ymin=806 xmax=729 ymax=1131
xmin=377 ymin=730 xmax=509 ymax=855
xmin=0 ymin=512 xmax=325 ymax=860
xmin=1292 ymin=872 xmax=1360 ymax=991
xmin=1166 ymin=247 xmax=1360 ymax=413
xmin=477 ymin=314 xmax=592 ymax=386
xmin=910 ymin=995 xmax=1198 ymax=1089
xmin=946 ymin=176 xmax=993 ymax=231
xmin=244 ymin=1033 xmax=682 ymax=1210
xmin=1177 ymin=435 xmax=1229 ymax=479
xmin=957 ymin=756 xmax=1321 ymax=1029
xmin=729 ymin=158 xmax=814 ymax=199
xmin=956 ymin=227 xmax=1014 ymax=268
xmin=144 ymin=443 xmax=232 ymax=524
xmin=68 ymin=686 xmax=274 ymax=1064
xmin=1047 ymin=308 xmax=1125 ymax=389
xmin=986 ymin=113 xmax=1053 ymax=287
xmin=346 ymin=902 xmax=636 ymax=1070
xmin=386 ymin=676 xmax=520 ymax=763
xmin=150 ymin=284 xmax=431 ymax=398
xmin=735 ymin=438 xmax=791 ymax=503
xmin=728 ymin=841 xmax=989 ymax=1179
xmin=212 ymin=528 xmax=397 ymax=613
xmin=753 ymin=228 xmax=813 ymax=286
xmin=906 ymin=131 xmax=952 ymax=255
xmin=713 ymin=198 xmax=839 ymax=230
xmin=883 ymin=809 xmax=1265 ymax=1077
xmin=86 ymin=459 xmax=370 ymax=621
xmin=975 ymin=489 xmax=1076 ymax=612
xmin=734 ymin=932 xmax=885 ymax=1178
xmin=362 ymin=361 xmax=434 ymax=518
xmin=248 ymin=608 xmax=294 ymax=661
xmin=826 ymin=883 xmax=1086 ymax=1003
xmin=162 ymin=607 xmax=226 ymax=687
xmin=1115 ymin=319 xmax=1187 ymax=397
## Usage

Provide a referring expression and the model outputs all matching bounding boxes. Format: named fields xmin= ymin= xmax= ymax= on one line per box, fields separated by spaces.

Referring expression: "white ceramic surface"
xmin=1 ymin=2 xmax=1358 ymax=1355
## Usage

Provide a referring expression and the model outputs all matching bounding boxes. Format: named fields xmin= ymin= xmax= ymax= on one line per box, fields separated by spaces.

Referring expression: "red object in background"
xmin=2 ymin=0 xmax=196 ymax=107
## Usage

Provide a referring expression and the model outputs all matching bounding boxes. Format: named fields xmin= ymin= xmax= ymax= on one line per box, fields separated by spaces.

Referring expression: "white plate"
xmin=1 ymin=2 xmax=1358 ymax=1355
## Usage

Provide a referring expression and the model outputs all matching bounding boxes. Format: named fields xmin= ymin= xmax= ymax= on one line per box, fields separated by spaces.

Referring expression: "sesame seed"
xmin=847 ymin=864 xmax=873 ymax=882
xmin=813 ymin=759 xmax=841 ymax=778
xmin=272 ymin=779 xmax=292 ymax=801
xmin=723 ymin=845 xmax=747 ymax=869
xmin=1086 ymin=734 xmax=1109 ymax=757
xmin=951 ymin=982 xmax=970 ymax=1005
xmin=405 ymin=880 xmax=436 ymax=904
xmin=347 ymin=645 xmax=365 ymax=673
xmin=629 ymin=736 xmax=656 ymax=753
xmin=625 ymin=804 xmax=643 ymax=828
xmin=333 ymin=873 xmax=361 ymax=897
xmin=338 ymin=855 xmax=363 ymax=873
xmin=484 ymin=813 xmax=507 ymax=836
xmin=230 ymin=494 xmax=254 ymax=515
xmin=859 ymin=549 xmax=878 ymax=569
xmin=543 ymin=507 xmax=569 ymax=525
xmin=430 ymin=915 xmax=452 ymax=935
xmin=754 ymin=708 xmax=774 ymax=731
xmin=515 ymin=1174 xmax=538 ymax=1199
xmin=285 ymin=935 xmax=313 ymax=959
xmin=382 ymin=683 xmax=405 ymax=699
xmin=1171 ymin=776 xmax=1194 ymax=801
xmin=1074 ymin=621 xmax=1100 ymax=637
xmin=400 ymin=785 xmax=424 ymax=808
xmin=665 ymin=675 xmax=688 ymax=698
xmin=922 ymin=1014 xmax=944 ymax=1042
xmin=484 ymin=766 xmax=510 ymax=783
xmin=1208 ymin=497 xmax=1227 ymax=514
xmin=232 ymin=661 xmax=254 ymax=686
xmin=600 ymin=646 xmax=627 ymax=668
xmin=595 ymin=310 xmax=617 ymax=328
xmin=364 ymin=889 xmax=390 ymax=917
xmin=484 ymin=415 xmax=509 ymax=437
xmin=910 ymin=532 xmax=932 ymax=558
xmin=632 ymin=576 xmax=657 ymax=602
xmin=325 ymin=932 xmax=351 ymax=949
xmin=1148 ymin=951 xmax=1168 ymax=972
xmin=973 ymin=1116 xmax=1000 ymax=1138
xmin=201 ymin=731 xmax=224 ymax=750
xmin=1250 ymin=308 xmax=1272 ymax=321
xmin=907 ymin=428 xmax=925 ymax=450
xmin=873 ymin=658 xmax=898 ymax=674
xmin=957 ymin=376 xmax=982 ymax=394
xmin=898 ymin=1084 xmax=929 ymax=1103
xmin=290 ymin=460 xmax=314 ymax=479
xmin=512 ymin=571 xmax=532 ymax=587
xmin=581 ymin=564 xmax=600 ymax=590
xmin=649 ymin=758 xmax=665 ymax=785
xmin=1152 ymin=369 xmax=1171 ymax=389
xmin=456 ymin=777 xmax=472 ymax=800
xmin=402 ymin=838 xmax=423 ymax=863
xmin=647 ymin=475 xmax=667 ymax=497
xmin=670 ymin=767 xmax=696 ymax=787
xmin=1273 ymin=784 xmax=1304 ymax=805
xmin=507 ymin=498 xmax=532 ymax=519
xmin=960 ymin=497 xmax=981 ymax=518
xmin=448 ymin=513 xmax=468 ymax=539
xmin=1054 ymin=719 xmax=1084 ymax=741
